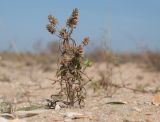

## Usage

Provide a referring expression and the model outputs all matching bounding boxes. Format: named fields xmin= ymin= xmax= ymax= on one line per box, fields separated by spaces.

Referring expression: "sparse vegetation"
xmin=0 ymin=1 xmax=160 ymax=121
xmin=142 ymin=50 xmax=160 ymax=71
xmin=46 ymin=8 xmax=91 ymax=108
xmin=88 ymin=36 xmax=117 ymax=96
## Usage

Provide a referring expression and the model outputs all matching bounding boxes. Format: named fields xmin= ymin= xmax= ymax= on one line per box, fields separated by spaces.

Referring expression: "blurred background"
xmin=0 ymin=0 xmax=159 ymax=52
xmin=0 ymin=0 xmax=160 ymax=69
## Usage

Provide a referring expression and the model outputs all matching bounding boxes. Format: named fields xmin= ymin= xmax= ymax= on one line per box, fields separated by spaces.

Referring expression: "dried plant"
xmin=46 ymin=8 xmax=91 ymax=108
xmin=143 ymin=50 xmax=160 ymax=71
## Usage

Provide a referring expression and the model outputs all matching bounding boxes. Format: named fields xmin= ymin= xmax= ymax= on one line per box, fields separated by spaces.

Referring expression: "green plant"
xmin=0 ymin=102 xmax=12 ymax=113
xmin=46 ymin=8 xmax=91 ymax=108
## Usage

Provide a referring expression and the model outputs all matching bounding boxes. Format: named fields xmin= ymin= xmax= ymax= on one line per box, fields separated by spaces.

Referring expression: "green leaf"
xmin=84 ymin=59 xmax=93 ymax=67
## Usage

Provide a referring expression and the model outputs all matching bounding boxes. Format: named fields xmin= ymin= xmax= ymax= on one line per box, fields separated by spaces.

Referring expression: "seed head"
xmin=46 ymin=24 xmax=56 ymax=34
xmin=82 ymin=37 xmax=89 ymax=46
xmin=48 ymin=15 xmax=58 ymax=25
xmin=76 ymin=45 xmax=84 ymax=56
xmin=47 ymin=15 xmax=58 ymax=34
xmin=67 ymin=8 xmax=79 ymax=28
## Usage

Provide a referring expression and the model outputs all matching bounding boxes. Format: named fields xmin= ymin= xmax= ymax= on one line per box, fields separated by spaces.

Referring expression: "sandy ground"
xmin=0 ymin=60 xmax=160 ymax=122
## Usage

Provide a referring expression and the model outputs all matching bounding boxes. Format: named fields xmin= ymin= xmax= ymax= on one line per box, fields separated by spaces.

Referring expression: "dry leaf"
xmin=152 ymin=93 xmax=160 ymax=106
xmin=106 ymin=101 xmax=127 ymax=105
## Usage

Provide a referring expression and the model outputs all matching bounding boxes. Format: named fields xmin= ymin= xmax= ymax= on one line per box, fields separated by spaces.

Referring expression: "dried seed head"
xmin=46 ymin=24 xmax=56 ymax=34
xmin=48 ymin=15 xmax=58 ymax=25
xmin=67 ymin=8 xmax=79 ymax=28
xmin=82 ymin=37 xmax=89 ymax=46
xmin=76 ymin=45 xmax=84 ymax=56
xmin=47 ymin=15 xmax=58 ymax=34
